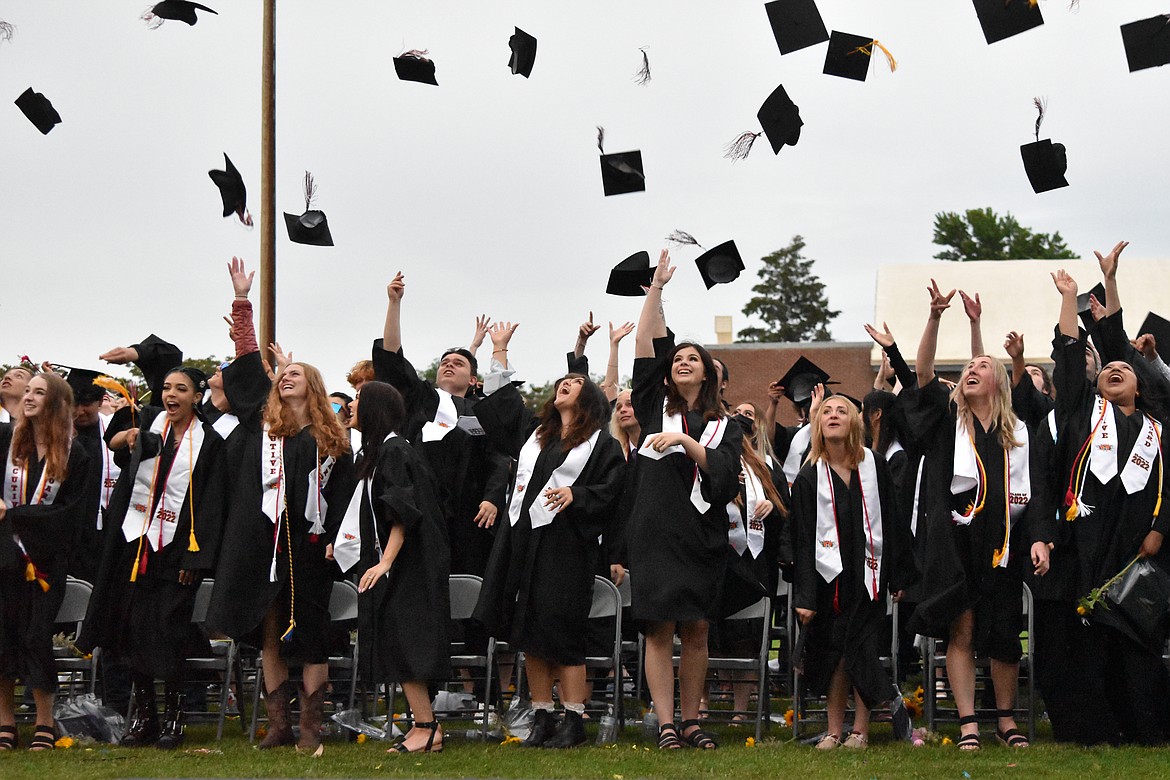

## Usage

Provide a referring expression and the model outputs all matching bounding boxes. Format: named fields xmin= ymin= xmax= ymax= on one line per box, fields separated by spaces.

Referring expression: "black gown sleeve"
xmin=473 ymin=382 xmax=539 ymax=459
xmin=221 ymin=351 xmax=272 ymax=425
xmin=566 ymin=351 xmax=589 ymax=377
xmin=884 ymin=341 xmax=917 ymax=391
xmin=567 ymin=436 xmax=627 ymax=520
xmin=1011 ymin=375 xmax=1055 ymax=431
xmin=480 ymin=447 xmax=511 ymax=512
xmin=130 ymin=334 xmax=183 ymax=403
xmin=790 ymin=466 xmax=818 ymax=612
xmin=7 ymin=444 xmax=91 ymax=574
xmin=371 ymin=339 xmax=434 ymax=415
xmin=631 ymin=330 xmax=675 ymax=429
xmin=373 ymin=445 xmax=427 ymax=536
xmin=899 ymin=377 xmax=951 ymax=453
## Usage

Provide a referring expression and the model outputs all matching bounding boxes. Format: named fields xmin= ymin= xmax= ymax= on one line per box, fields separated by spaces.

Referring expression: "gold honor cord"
xmin=991 ymin=449 xmax=1011 ymax=569
xmin=186 ymin=429 xmax=199 ymax=553
xmin=280 ymin=494 xmax=296 ymax=643
xmin=130 ymin=422 xmax=169 ymax=583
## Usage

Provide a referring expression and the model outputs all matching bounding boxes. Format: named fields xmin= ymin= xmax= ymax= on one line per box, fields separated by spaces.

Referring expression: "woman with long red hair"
xmin=0 ymin=372 xmax=90 ymax=751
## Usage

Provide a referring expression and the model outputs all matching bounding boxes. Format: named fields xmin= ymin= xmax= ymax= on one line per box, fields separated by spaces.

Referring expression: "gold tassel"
xmin=185 ymin=430 xmax=199 ymax=552
xmin=1065 ymin=500 xmax=1078 ymax=522
xmin=870 ymin=40 xmax=897 ymax=72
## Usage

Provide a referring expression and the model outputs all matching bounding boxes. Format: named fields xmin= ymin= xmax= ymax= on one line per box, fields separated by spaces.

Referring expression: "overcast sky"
xmin=3 ymin=1 xmax=1168 ymax=393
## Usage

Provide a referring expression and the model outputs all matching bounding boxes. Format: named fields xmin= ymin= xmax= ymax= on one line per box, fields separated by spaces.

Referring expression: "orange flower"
xmin=783 ymin=708 xmax=794 ymax=726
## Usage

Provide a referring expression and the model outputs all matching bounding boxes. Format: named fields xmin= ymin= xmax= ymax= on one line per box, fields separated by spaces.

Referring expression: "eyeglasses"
xmin=331 ymin=402 xmax=343 ymax=413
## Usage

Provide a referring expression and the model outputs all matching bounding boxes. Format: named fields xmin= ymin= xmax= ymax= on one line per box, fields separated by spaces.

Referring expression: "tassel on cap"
xmin=665 ymin=230 xmax=701 ymax=247
xmin=850 ymin=40 xmax=898 ymax=72
xmin=280 ymin=620 xmax=296 ymax=643
xmin=634 ymin=47 xmax=651 ymax=85
xmin=186 ymin=436 xmax=199 ymax=552
xmin=1032 ymin=96 xmax=1047 ymax=142
xmin=0 ymin=20 xmax=14 ymax=41
xmin=724 ymin=132 xmax=762 ymax=161
xmin=302 ymin=170 xmax=317 ymax=213
xmin=596 ymin=126 xmax=605 ymax=154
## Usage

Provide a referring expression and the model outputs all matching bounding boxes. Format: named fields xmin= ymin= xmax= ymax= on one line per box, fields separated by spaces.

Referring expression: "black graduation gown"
xmin=372 ymin=341 xmax=511 ymax=577
xmin=718 ymin=459 xmax=791 ymax=619
xmin=204 ymin=367 xmax=356 ymax=664
xmin=792 ymin=454 xmax=911 ymax=708
xmin=471 ymin=382 xmax=625 ymax=666
xmin=79 ymin=407 xmax=226 ymax=680
xmin=0 ymin=426 xmax=90 ymax=691
xmin=356 ymin=437 xmax=452 ymax=682
xmin=626 ymin=334 xmax=743 ymax=623
xmin=903 ymin=378 xmax=1050 ymax=655
xmin=68 ymin=419 xmax=106 ymax=583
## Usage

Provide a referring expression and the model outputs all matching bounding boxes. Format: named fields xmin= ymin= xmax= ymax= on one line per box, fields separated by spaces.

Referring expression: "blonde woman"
xmin=904 ymin=280 xmax=1050 ymax=751
xmin=792 ymin=387 xmax=911 ymax=749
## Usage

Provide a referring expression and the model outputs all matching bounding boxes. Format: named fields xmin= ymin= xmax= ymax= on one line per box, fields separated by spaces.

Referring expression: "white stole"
xmin=1074 ymin=398 xmax=1163 ymax=517
xmin=121 ymin=415 xmax=204 ymax=551
xmin=260 ymin=425 xmax=285 ymax=526
xmin=783 ymin=423 xmax=813 ymax=488
xmin=211 ymin=411 xmax=240 ymax=439
xmin=97 ymin=415 xmax=121 ymax=529
xmin=5 ymin=445 xmax=66 ymax=507
xmin=949 ymin=418 xmax=1030 ymax=568
xmin=511 ymin=429 xmax=600 ymax=529
xmin=727 ymin=458 xmax=767 ymax=558
xmin=0 ymin=407 xmax=10 ymax=424
xmin=304 ymin=448 xmax=337 ymax=536
xmin=815 ymin=449 xmax=884 ymax=600
xmin=421 ymin=388 xmax=459 ymax=442
xmin=637 ymin=400 xmax=728 ymax=513
xmin=333 ymin=433 xmax=396 ymax=574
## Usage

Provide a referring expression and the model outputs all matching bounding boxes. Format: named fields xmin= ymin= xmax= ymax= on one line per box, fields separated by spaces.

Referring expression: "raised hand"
xmin=1050 ymin=268 xmax=1078 ymax=297
xmin=489 ymin=321 xmax=519 ymax=351
xmin=268 ymin=342 xmax=292 ymax=375
xmin=578 ymin=312 xmax=601 ymax=342
xmin=469 ymin=314 xmax=491 ymax=354
xmin=766 ymin=381 xmax=785 ymax=405
xmin=863 ymin=321 xmax=895 ymax=349
xmin=1132 ymin=333 xmax=1159 ymax=362
xmin=1094 ymin=240 xmax=1128 ymax=280
xmin=387 ymin=271 xmax=405 ymax=302
xmin=926 ymin=279 xmax=956 ymax=319
xmin=1004 ymin=331 xmax=1025 ymax=360
xmin=651 ymin=248 xmax=675 ymax=289
xmin=808 ymin=382 xmax=825 ymax=422
xmin=609 ymin=320 xmax=636 ymax=345
xmin=959 ymin=290 xmax=982 ymax=322
xmin=99 ymin=346 xmax=138 ymax=365
xmin=1088 ymin=294 xmax=1105 ymax=323
xmin=228 ymin=256 xmax=254 ymax=298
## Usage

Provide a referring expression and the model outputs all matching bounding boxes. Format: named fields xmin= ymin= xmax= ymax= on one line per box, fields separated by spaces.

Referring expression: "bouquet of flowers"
xmin=1077 ymin=554 xmax=1141 ymax=617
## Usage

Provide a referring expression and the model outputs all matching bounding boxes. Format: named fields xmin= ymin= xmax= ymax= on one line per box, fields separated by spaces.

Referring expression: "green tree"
xmin=738 ymin=235 xmax=839 ymax=343
xmin=127 ymin=355 xmax=225 ymax=385
xmin=932 ymin=207 xmax=1077 ymax=262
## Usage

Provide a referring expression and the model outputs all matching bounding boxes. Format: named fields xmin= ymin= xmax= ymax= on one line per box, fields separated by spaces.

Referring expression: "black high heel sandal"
xmin=995 ymin=709 xmax=1029 ymax=747
xmin=0 ymin=725 xmax=17 ymax=751
xmin=956 ymin=714 xmax=980 ymax=751
xmin=680 ymin=719 xmax=718 ymax=750
xmin=391 ymin=721 xmax=442 ymax=754
xmin=28 ymin=725 xmax=56 ymax=752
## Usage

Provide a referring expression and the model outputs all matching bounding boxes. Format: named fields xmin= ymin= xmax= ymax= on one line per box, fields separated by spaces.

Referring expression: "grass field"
xmin=2 ymin=721 xmax=1170 ymax=780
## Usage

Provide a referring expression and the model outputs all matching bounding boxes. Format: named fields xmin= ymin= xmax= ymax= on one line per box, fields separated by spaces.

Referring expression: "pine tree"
xmin=738 ymin=235 xmax=839 ymax=343
xmin=932 ymin=207 xmax=1077 ymax=262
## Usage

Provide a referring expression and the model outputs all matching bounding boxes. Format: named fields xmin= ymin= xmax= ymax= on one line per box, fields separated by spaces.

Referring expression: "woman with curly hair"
xmin=471 ymin=322 xmax=625 ymax=749
xmin=206 ymin=261 xmax=355 ymax=754
xmin=0 ymin=372 xmax=90 ymax=751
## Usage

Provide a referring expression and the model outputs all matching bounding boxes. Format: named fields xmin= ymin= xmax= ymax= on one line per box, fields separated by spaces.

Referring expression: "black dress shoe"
xmin=544 ymin=710 xmax=586 ymax=749
xmin=521 ymin=709 xmax=559 ymax=747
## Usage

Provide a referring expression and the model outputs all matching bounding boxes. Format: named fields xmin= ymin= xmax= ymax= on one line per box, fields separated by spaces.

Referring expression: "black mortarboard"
xmin=765 ymin=0 xmax=829 ymax=55
xmin=606 ymin=251 xmax=653 ymax=296
xmin=823 ymin=31 xmax=876 ymax=81
xmin=1121 ymin=15 xmax=1170 ymax=73
xmin=972 ymin=0 xmax=1043 ymax=45
xmin=394 ymin=52 xmax=438 ymax=85
xmin=777 ymin=355 xmax=837 ymax=405
xmin=208 ymin=153 xmax=251 ymax=223
xmin=283 ymin=171 xmax=333 ymax=246
xmin=508 ymin=27 xmax=537 ymax=78
xmin=15 ymin=88 xmax=61 ymax=135
xmin=147 ymin=1 xmax=217 ymax=26
xmin=61 ymin=367 xmax=107 ymax=406
xmin=836 ymin=393 xmax=863 ymax=412
xmin=758 ymin=84 xmax=803 ymax=153
xmin=131 ymin=333 xmax=184 ymax=403
xmin=695 ymin=241 xmax=744 ymax=290
xmin=1139 ymin=312 xmax=1170 ymax=353
xmin=1020 ymin=139 xmax=1067 ymax=193
xmin=599 ymin=151 xmax=645 ymax=196
xmin=1076 ymin=282 xmax=1106 ymax=316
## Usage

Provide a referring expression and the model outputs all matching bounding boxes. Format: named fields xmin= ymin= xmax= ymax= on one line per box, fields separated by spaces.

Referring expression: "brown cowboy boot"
xmin=296 ymin=685 xmax=327 ymax=754
xmin=258 ymin=680 xmax=296 ymax=749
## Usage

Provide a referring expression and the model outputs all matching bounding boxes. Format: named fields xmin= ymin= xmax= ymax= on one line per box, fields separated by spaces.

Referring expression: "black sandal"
xmin=390 ymin=721 xmax=442 ymax=754
xmin=657 ymin=722 xmax=684 ymax=750
xmin=995 ymin=709 xmax=1029 ymax=748
xmin=956 ymin=714 xmax=980 ymax=751
xmin=0 ymin=725 xmax=17 ymax=751
xmin=680 ymin=719 xmax=718 ymax=750
xmin=28 ymin=725 xmax=56 ymax=752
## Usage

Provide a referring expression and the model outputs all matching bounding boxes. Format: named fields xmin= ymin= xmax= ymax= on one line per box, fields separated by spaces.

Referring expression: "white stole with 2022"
xmin=511 ymin=429 xmax=601 ymax=529
xmin=727 ymin=456 xmax=767 ymax=558
xmin=1074 ymin=397 xmax=1162 ymax=516
xmin=950 ymin=418 xmax=1030 ymax=568
xmin=122 ymin=415 xmax=203 ymax=551
xmin=333 ymin=433 xmax=396 ymax=575
xmin=638 ymin=400 xmax=728 ymax=513
xmin=815 ymin=449 xmax=883 ymax=600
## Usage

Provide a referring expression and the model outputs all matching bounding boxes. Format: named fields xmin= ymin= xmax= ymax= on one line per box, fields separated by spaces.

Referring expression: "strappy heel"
xmin=956 ymin=714 xmax=980 ymax=751
xmin=391 ymin=721 xmax=442 ymax=754
xmin=995 ymin=709 xmax=1029 ymax=747
xmin=657 ymin=722 xmax=684 ymax=750
xmin=0 ymin=725 xmax=17 ymax=751
xmin=28 ymin=725 xmax=56 ymax=752
xmin=680 ymin=718 xmax=718 ymax=750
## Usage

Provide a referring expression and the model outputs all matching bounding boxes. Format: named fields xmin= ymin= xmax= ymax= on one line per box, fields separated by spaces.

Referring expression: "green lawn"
xmin=3 ymin=722 xmax=1170 ymax=780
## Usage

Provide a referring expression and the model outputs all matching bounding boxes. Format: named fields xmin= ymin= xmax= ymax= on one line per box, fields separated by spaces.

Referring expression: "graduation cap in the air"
xmin=1076 ymin=282 xmax=1106 ymax=330
xmin=283 ymin=171 xmax=334 ymax=246
xmin=1121 ymin=15 xmax=1170 ymax=73
xmin=59 ymin=367 xmax=108 ymax=406
xmin=765 ymin=0 xmax=829 ymax=55
xmin=777 ymin=355 xmax=837 ymax=405
xmin=606 ymin=251 xmax=654 ymax=296
xmin=508 ymin=27 xmax=537 ymax=78
xmin=724 ymin=84 xmax=803 ymax=160
xmin=143 ymin=1 xmax=217 ymax=27
xmin=597 ymin=127 xmax=645 ymax=196
xmin=394 ymin=50 xmax=438 ymax=85
xmin=823 ymin=31 xmax=897 ymax=81
xmin=15 ymin=88 xmax=61 ymax=135
xmin=208 ymin=153 xmax=253 ymax=226
xmin=1020 ymin=98 xmax=1067 ymax=194
xmin=972 ymin=0 xmax=1044 ymax=45
xmin=665 ymin=231 xmax=744 ymax=289
xmin=1139 ymin=312 xmax=1170 ymax=354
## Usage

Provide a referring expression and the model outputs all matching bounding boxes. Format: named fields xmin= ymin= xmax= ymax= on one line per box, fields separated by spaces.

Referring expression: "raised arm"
xmin=635 ymin=249 xmax=673 ymax=359
xmin=227 ymin=256 xmax=259 ymax=357
xmin=915 ymin=279 xmax=955 ymax=387
xmin=1004 ymin=331 xmax=1026 ymax=388
xmin=487 ymin=321 xmax=519 ymax=371
xmin=1052 ymin=269 xmax=1079 ymax=340
xmin=1095 ymin=240 xmax=1128 ymax=318
xmin=959 ymin=290 xmax=984 ymax=358
xmin=602 ymin=321 xmax=635 ymax=402
xmin=573 ymin=311 xmax=600 ymax=360
xmin=468 ymin=314 xmax=491 ymax=362
xmin=382 ymin=271 xmax=405 ymax=353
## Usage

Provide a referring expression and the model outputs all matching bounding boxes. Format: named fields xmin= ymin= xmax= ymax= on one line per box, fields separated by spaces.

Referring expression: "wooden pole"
xmin=260 ymin=0 xmax=277 ymax=351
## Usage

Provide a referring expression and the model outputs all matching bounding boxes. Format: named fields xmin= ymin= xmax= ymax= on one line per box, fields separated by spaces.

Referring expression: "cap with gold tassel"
xmin=823 ymin=31 xmax=897 ymax=81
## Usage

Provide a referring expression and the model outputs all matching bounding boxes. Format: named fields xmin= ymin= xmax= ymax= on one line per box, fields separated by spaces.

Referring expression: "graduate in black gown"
xmin=904 ymin=280 xmax=1051 ymax=751
xmin=625 ymin=251 xmax=743 ymax=750
xmin=1050 ymin=264 xmax=1170 ymax=745
xmin=205 ymin=262 xmax=355 ymax=754
xmin=63 ymin=368 xmax=112 ymax=584
xmin=333 ymin=381 xmax=451 ymax=754
xmin=80 ymin=366 xmax=226 ymax=750
xmin=792 ymin=387 xmax=913 ymax=749
xmin=0 ymin=372 xmax=90 ymax=751
xmin=470 ymin=321 xmax=625 ymax=748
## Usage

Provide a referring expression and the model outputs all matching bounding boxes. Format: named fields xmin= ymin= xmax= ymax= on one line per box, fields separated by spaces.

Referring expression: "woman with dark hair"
xmin=470 ymin=322 xmax=625 ymax=749
xmin=205 ymin=261 xmax=355 ymax=754
xmin=0 ymin=373 xmax=90 ymax=751
xmin=792 ymin=387 xmax=912 ymax=749
xmin=80 ymin=366 xmax=226 ymax=749
xmin=626 ymin=251 xmax=743 ymax=750
xmin=1049 ymin=267 xmax=1170 ymax=744
xmin=332 ymin=381 xmax=451 ymax=754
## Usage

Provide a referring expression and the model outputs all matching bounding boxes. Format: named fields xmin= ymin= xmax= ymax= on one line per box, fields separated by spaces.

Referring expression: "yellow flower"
xmin=941 ymin=736 xmax=953 ymax=746
xmin=783 ymin=708 xmax=794 ymax=726
xmin=55 ymin=736 xmax=75 ymax=749
xmin=356 ymin=733 xmax=367 ymax=744
xmin=745 ymin=736 xmax=756 ymax=748
xmin=501 ymin=735 xmax=521 ymax=745
xmin=1077 ymin=605 xmax=1087 ymax=616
